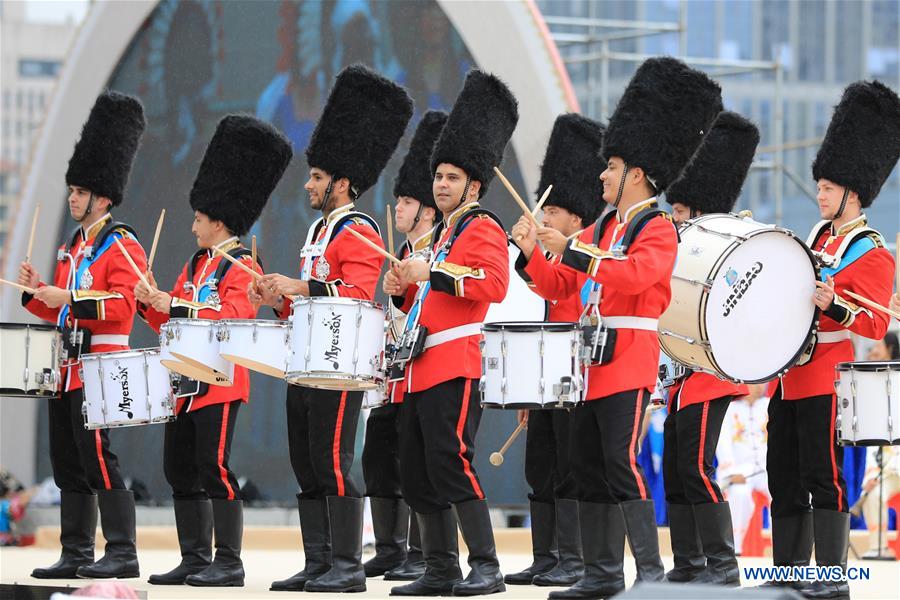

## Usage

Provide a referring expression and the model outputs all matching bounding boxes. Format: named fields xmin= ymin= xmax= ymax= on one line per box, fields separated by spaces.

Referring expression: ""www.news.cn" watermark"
xmin=743 ymin=566 xmax=871 ymax=582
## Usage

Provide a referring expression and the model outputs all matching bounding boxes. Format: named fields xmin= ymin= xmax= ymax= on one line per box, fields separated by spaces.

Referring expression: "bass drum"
xmin=484 ymin=244 xmax=545 ymax=323
xmin=659 ymin=213 xmax=818 ymax=383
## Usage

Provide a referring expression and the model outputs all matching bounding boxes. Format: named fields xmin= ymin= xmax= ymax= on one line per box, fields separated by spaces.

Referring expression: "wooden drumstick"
xmin=493 ymin=167 xmax=541 ymax=227
xmin=146 ymin=208 xmax=166 ymax=272
xmin=25 ymin=203 xmax=40 ymax=263
xmin=0 ymin=278 xmax=36 ymax=295
xmin=895 ymin=233 xmax=899 ymax=292
xmin=345 ymin=226 xmax=402 ymax=265
xmin=213 ymin=245 xmax=296 ymax=302
xmin=532 ymin=185 xmax=552 ymax=218
xmin=386 ymin=205 xmax=396 ymax=257
xmin=114 ymin=238 xmax=150 ymax=289
xmin=843 ymin=290 xmax=900 ymax=321
xmin=251 ymin=235 xmax=257 ymax=271
xmin=489 ymin=420 xmax=526 ymax=466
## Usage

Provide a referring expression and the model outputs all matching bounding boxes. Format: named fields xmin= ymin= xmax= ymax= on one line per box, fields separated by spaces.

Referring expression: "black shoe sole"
xmin=185 ymin=579 xmax=245 ymax=587
xmin=76 ymin=570 xmax=140 ymax=579
xmin=452 ymin=583 xmax=506 ymax=596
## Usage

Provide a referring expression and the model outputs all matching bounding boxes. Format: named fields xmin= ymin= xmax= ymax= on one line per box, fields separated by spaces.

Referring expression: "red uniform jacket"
xmin=516 ymin=229 xmax=593 ymax=323
xmin=386 ymin=229 xmax=434 ymax=405
xmin=780 ymin=216 xmax=894 ymax=400
xmin=275 ymin=203 xmax=384 ymax=319
xmin=22 ymin=214 xmax=146 ymax=393
xmin=139 ymin=238 xmax=260 ymax=412
xmin=394 ymin=202 xmax=509 ymax=393
xmin=560 ymin=198 xmax=678 ymax=400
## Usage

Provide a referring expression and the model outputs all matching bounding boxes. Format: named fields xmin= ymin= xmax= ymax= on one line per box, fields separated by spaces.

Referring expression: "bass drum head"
xmin=484 ymin=245 xmax=545 ymax=323
xmin=705 ymin=230 xmax=816 ymax=382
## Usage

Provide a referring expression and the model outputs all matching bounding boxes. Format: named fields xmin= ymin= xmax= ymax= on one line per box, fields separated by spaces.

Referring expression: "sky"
xmin=23 ymin=0 xmax=89 ymax=24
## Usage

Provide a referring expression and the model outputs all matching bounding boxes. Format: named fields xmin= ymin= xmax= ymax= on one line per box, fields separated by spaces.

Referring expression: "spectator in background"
xmin=0 ymin=469 xmax=36 ymax=546
xmin=858 ymin=332 xmax=899 ymax=559
xmin=716 ymin=384 xmax=770 ymax=555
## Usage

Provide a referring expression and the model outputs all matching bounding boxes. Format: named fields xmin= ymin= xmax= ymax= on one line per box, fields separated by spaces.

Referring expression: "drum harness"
xmin=57 ymin=220 xmax=139 ymax=367
xmin=388 ymin=206 xmax=504 ymax=383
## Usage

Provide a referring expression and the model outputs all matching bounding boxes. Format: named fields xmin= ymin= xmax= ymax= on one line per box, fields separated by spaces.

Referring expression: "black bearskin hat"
xmin=305 ymin=64 xmax=413 ymax=197
xmin=665 ymin=111 xmax=760 ymax=214
xmin=393 ymin=110 xmax=447 ymax=209
xmin=537 ymin=114 xmax=606 ymax=225
xmin=190 ymin=115 xmax=293 ymax=236
xmin=65 ymin=91 xmax=146 ymax=206
xmin=430 ymin=70 xmax=519 ymax=196
xmin=812 ymin=80 xmax=900 ymax=207
xmin=602 ymin=57 xmax=722 ymax=192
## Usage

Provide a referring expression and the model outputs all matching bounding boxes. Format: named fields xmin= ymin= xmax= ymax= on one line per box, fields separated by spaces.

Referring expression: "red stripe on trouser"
xmin=629 ymin=390 xmax=647 ymax=499
xmin=456 ymin=382 xmax=484 ymax=499
xmin=828 ymin=394 xmax=843 ymax=510
xmin=697 ymin=401 xmax=719 ymax=503
xmin=217 ymin=402 xmax=235 ymax=500
xmin=94 ymin=431 xmax=112 ymax=490
xmin=332 ymin=391 xmax=348 ymax=496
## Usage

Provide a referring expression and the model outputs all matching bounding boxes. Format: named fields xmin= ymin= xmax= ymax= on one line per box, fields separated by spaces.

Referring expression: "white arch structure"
xmin=1 ymin=0 xmax=575 ymax=481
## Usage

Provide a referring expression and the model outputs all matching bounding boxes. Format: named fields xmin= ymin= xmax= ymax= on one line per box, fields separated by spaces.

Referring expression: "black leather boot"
xmin=32 ymin=492 xmax=97 ymax=579
xmin=665 ymin=503 xmax=706 ymax=582
xmin=621 ymin=499 xmax=665 ymax=583
xmin=797 ymin=509 xmax=850 ymax=600
xmin=76 ymin=490 xmax=139 ymax=579
xmin=759 ymin=511 xmax=814 ymax=590
xmin=364 ymin=497 xmax=409 ymax=577
xmin=451 ymin=499 xmax=505 ymax=596
xmin=548 ymin=502 xmax=626 ymax=599
xmin=390 ymin=508 xmax=463 ymax=596
xmin=185 ymin=498 xmax=244 ymax=586
xmin=384 ymin=512 xmax=426 ymax=581
xmin=148 ymin=498 xmax=213 ymax=585
xmin=270 ymin=496 xmax=332 ymax=591
xmin=533 ymin=499 xmax=583 ymax=587
xmin=692 ymin=502 xmax=740 ymax=586
xmin=304 ymin=496 xmax=366 ymax=592
xmin=505 ymin=500 xmax=557 ymax=584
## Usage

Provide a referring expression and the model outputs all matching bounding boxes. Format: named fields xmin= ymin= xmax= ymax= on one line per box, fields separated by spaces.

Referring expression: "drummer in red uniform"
xmin=361 ymin=111 xmax=445 ymax=582
xmin=765 ymin=81 xmax=898 ymax=600
xmin=17 ymin=91 xmax=146 ymax=580
xmin=662 ymin=111 xmax=760 ymax=587
xmin=251 ymin=64 xmax=412 ymax=594
xmin=384 ymin=70 xmax=516 ymax=597
xmin=523 ymin=58 xmax=722 ymax=600
xmin=506 ymin=113 xmax=605 ymax=588
xmin=135 ymin=116 xmax=291 ymax=587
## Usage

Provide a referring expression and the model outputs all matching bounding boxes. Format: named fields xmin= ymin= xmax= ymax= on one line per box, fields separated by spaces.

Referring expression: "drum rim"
xmin=163 ymin=318 xmax=221 ymax=327
xmin=217 ymin=319 xmax=288 ymax=327
xmin=836 ymin=360 xmax=900 ymax=372
xmin=290 ymin=296 xmax=384 ymax=311
xmin=80 ymin=347 xmax=161 ymax=360
xmin=665 ymin=215 xmax=820 ymax=384
xmin=482 ymin=321 xmax=579 ymax=332
xmin=0 ymin=322 xmax=61 ymax=331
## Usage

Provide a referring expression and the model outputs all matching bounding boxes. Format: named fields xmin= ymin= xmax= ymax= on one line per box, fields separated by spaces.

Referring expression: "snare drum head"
xmin=705 ymin=230 xmax=817 ymax=381
xmin=484 ymin=246 xmax=545 ymax=323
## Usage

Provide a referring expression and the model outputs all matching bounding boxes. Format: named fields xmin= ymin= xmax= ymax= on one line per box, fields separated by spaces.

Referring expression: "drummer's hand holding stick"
xmin=512 ymin=216 xmax=537 ymax=260
xmin=383 ymin=263 xmax=409 ymax=297
xmin=400 ymin=258 xmax=431 ymax=283
xmin=890 ymin=292 xmax=900 ymax=315
xmin=16 ymin=261 xmax=39 ymax=292
xmin=813 ymin=275 xmax=836 ymax=311
xmin=536 ymin=227 xmax=568 ymax=257
xmin=258 ymin=273 xmax=307 ymax=301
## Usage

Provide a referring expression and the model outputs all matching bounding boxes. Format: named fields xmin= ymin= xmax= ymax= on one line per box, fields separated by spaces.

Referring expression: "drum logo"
xmin=721 ymin=262 xmax=763 ymax=317
xmin=110 ymin=361 xmax=134 ymax=418
xmin=323 ymin=312 xmax=342 ymax=369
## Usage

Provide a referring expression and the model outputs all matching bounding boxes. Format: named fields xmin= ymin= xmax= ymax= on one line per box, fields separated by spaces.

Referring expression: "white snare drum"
xmin=218 ymin=320 xmax=290 ymax=378
xmin=0 ymin=322 xmax=61 ymax=397
xmin=80 ymin=348 xmax=176 ymax=429
xmin=159 ymin=319 xmax=233 ymax=386
xmin=286 ymin=297 xmax=385 ymax=390
xmin=836 ymin=361 xmax=900 ymax=446
xmin=480 ymin=321 xmax=582 ymax=409
xmin=362 ymin=385 xmax=387 ymax=409
xmin=484 ymin=245 xmax=545 ymax=323
xmin=660 ymin=213 xmax=818 ymax=383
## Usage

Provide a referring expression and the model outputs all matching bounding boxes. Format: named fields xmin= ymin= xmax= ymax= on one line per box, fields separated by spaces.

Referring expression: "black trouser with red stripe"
xmin=49 ymin=388 xmax=125 ymax=493
xmin=286 ymin=384 xmax=363 ymax=499
xmin=525 ymin=408 xmax=577 ymax=502
xmin=767 ymin=387 xmax=848 ymax=516
xmin=662 ymin=397 xmax=731 ymax=505
xmin=399 ymin=377 xmax=484 ymax=514
xmin=164 ymin=400 xmax=242 ymax=500
xmin=362 ymin=404 xmax=402 ymax=498
xmin=570 ymin=389 xmax=650 ymax=502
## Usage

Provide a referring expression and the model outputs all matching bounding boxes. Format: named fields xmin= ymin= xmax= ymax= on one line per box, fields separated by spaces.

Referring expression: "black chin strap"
xmin=833 ymin=187 xmax=850 ymax=220
xmin=451 ymin=176 xmax=472 ymax=213
xmin=412 ymin=203 xmax=424 ymax=227
xmin=321 ymin=179 xmax=335 ymax=216
xmin=613 ymin=165 xmax=629 ymax=208
xmin=79 ymin=193 xmax=96 ymax=222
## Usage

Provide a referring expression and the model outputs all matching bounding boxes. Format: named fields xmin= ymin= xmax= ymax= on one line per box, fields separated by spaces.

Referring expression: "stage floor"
xmin=2 ymin=547 xmax=899 ymax=599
